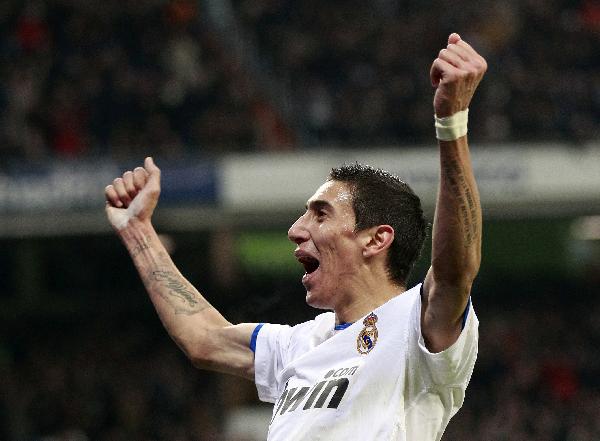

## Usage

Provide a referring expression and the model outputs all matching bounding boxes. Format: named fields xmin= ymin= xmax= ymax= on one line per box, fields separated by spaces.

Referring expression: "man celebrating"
xmin=104 ymin=33 xmax=486 ymax=440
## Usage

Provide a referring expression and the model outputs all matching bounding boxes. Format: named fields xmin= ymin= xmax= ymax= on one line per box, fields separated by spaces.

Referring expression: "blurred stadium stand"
xmin=0 ymin=0 xmax=597 ymax=160
xmin=0 ymin=0 xmax=599 ymax=440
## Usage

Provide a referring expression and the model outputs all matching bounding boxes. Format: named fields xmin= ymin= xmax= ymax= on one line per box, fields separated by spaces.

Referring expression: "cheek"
xmin=315 ymin=227 xmax=344 ymax=256
xmin=322 ymin=238 xmax=361 ymax=270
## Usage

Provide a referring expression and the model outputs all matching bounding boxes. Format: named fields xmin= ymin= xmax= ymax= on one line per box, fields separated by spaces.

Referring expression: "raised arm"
xmin=105 ymin=157 xmax=256 ymax=379
xmin=422 ymin=33 xmax=487 ymax=352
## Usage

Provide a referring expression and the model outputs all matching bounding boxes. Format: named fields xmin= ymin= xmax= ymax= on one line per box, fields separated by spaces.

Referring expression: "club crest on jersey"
xmin=356 ymin=312 xmax=378 ymax=355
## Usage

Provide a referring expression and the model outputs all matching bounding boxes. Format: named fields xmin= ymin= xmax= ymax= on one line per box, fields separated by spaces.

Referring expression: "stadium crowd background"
xmin=0 ymin=0 xmax=599 ymax=440
xmin=1 ymin=0 xmax=598 ymax=162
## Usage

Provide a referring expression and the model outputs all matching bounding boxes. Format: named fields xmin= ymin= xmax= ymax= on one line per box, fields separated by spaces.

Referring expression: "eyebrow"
xmin=306 ymin=199 xmax=334 ymax=212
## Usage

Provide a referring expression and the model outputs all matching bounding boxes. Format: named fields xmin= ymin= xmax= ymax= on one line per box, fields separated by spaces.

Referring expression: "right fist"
xmin=104 ymin=157 xmax=161 ymax=230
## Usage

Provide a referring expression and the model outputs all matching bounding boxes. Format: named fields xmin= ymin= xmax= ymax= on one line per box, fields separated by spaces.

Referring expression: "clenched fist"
xmin=104 ymin=157 xmax=161 ymax=230
xmin=431 ymin=33 xmax=487 ymax=117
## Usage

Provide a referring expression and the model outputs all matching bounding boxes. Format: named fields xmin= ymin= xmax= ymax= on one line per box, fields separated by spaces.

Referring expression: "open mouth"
xmin=298 ymin=256 xmax=320 ymax=274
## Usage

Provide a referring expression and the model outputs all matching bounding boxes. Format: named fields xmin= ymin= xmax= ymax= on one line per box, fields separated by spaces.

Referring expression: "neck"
xmin=333 ymin=280 xmax=406 ymax=325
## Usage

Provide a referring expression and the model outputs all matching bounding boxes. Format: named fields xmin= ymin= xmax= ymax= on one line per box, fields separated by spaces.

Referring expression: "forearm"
xmin=428 ymin=34 xmax=485 ymax=285
xmin=431 ymin=136 xmax=482 ymax=287
xmin=118 ymin=219 xmax=230 ymax=359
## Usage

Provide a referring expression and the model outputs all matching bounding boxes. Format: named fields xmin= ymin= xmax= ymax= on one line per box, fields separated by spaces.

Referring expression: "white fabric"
xmin=434 ymin=108 xmax=469 ymax=141
xmin=254 ymin=284 xmax=479 ymax=441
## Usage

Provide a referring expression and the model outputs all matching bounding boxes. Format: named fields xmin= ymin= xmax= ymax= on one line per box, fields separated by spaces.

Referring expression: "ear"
xmin=361 ymin=225 xmax=395 ymax=258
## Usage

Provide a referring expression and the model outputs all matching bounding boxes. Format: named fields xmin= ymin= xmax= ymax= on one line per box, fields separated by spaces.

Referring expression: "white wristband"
xmin=434 ymin=108 xmax=469 ymax=141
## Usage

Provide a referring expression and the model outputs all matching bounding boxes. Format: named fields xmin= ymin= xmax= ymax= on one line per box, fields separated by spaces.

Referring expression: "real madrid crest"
xmin=357 ymin=312 xmax=378 ymax=355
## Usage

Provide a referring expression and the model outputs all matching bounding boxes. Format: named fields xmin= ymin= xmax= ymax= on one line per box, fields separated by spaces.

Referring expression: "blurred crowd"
xmin=1 ymin=276 xmax=599 ymax=440
xmin=0 ymin=315 xmax=230 ymax=440
xmin=0 ymin=0 xmax=288 ymax=164
xmin=1 ymin=0 xmax=598 ymax=163
xmin=234 ymin=0 xmax=599 ymax=146
xmin=444 ymin=277 xmax=600 ymax=441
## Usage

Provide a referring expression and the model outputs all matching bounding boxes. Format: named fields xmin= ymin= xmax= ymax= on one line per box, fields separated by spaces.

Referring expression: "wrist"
xmin=434 ymin=108 xmax=468 ymax=141
xmin=117 ymin=218 xmax=155 ymax=245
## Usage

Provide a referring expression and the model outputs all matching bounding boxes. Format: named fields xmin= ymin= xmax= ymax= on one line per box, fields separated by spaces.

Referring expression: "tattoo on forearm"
xmin=442 ymin=155 xmax=479 ymax=247
xmin=131 ymin=235 xmax=152 ymax=258
xmin=151 ymin=270 xmax=211 ymax=315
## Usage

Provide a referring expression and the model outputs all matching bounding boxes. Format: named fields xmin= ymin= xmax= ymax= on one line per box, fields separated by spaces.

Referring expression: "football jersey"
xmin=253 ymin=284 xmax=479 ymax=441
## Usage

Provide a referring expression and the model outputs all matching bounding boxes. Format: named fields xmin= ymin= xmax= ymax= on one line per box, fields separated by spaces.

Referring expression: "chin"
xmin=305 ymin=289 xmax=332 ymax=310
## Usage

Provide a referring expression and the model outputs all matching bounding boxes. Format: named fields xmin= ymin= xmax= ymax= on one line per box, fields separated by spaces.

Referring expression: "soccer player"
xmin=104 ymin=33 xmax=486 ymax=440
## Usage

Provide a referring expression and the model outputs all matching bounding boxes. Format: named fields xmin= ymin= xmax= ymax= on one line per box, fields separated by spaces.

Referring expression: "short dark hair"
xmin=329 ymin=163 xmax=427 ymax=286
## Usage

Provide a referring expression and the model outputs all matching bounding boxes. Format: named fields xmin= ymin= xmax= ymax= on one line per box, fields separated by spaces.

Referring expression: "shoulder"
xmin=260 ymin=312 xmax=335 ymax=346
xmin=289 ymin=311 xmax=336 ymax=340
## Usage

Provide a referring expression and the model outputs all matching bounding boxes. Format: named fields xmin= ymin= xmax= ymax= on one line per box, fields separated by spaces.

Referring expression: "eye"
xmin=314 ymin=209 xmax=327 ymax=222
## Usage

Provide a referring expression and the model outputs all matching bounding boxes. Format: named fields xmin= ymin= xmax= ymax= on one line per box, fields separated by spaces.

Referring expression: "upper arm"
xmin=421 ymin=267 xmax=473 ymax=353
xmin=190 ymin=322 xmax=258 ymax=380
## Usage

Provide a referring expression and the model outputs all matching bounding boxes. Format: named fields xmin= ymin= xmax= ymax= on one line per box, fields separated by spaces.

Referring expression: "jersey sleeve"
xmin=404 ymin=293 xmax=479 ymax=437
xmin=253 ymin=323 xmax=293 ymax=403
xmin=408 ymin=290 xmax=479 ymax=388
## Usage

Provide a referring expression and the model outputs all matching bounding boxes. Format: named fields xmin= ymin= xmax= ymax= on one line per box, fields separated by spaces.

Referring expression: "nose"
xmin=288 ymin=214 xmax=309 ymax=244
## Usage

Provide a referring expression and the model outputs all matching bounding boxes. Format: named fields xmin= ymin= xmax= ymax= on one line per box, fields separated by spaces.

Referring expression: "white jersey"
xmin=253 ymin=284 xmax=478 ymax=441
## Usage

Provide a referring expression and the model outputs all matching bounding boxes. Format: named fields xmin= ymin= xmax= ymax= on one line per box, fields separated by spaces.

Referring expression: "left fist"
xmin=430 ymin=33 xmax=487 ymax=117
